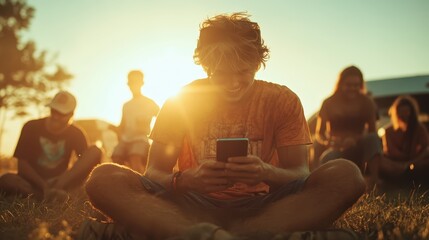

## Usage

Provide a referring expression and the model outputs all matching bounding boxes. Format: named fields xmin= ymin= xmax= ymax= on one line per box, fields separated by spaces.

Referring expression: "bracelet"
xmin=170 ymin=171 xmax=182 ymax=192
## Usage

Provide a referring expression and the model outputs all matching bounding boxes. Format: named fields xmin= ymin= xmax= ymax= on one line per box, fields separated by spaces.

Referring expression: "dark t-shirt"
xmin=319 ymin=94 xmax=376 ymax=137
xmin=14 ymin=118 xmax=88 ymax=179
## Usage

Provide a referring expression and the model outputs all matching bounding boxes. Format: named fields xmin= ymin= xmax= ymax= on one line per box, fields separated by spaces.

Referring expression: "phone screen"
xmin=216 ymin=138 xmax=249 ymax=162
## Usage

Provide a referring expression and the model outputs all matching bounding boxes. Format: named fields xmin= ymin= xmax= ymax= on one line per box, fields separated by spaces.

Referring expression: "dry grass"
xmin=1 ymin=190 xmax=429 ymax=239
xmin=1 ymin=153 xmax=428 ymax=239
xmin=335 ymin=188 xmax=429 ymax=239
xmin=0 ymin=193 xmax=97 ymax=239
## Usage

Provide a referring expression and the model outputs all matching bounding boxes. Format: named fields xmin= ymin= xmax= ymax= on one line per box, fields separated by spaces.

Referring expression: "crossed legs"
xmin=85 ymin=163 xmax=196 ymax=239
xmin=0 ymin=145 xmax=102 ymax=197
xmin=230 ymin=159 xmax=365 ymax=233
xmin=85 ymin=159 xmax=365 ymax=238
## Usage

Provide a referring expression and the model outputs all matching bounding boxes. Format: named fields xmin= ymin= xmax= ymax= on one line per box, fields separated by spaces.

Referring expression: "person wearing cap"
xmin=110 ymin=70 xmax=159 ymax=173
xmin=0 ymin=91 xmax=102 ymax=201
xmin=84 ymin=13 xmax=365 ymax=239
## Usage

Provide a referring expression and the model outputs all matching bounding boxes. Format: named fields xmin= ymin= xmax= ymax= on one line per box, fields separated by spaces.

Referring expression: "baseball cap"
xmin=47 ymin=91 xmax=77 ymax=114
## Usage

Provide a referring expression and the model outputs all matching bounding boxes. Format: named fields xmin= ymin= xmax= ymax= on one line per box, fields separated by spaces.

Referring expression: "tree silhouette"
xmin=0 ymin=0 xmax=73 ymax=153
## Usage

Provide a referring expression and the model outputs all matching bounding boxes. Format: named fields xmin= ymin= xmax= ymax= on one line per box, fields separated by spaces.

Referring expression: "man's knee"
xmin=319 ymin=149 xmax=342 ymax=164
xmin=87 ymin=163 xmax=117 ymax=195
xmin=85 ymin=163 xmax=136 ymax=197
xmin=309 ymin=159 xmax=366 ymax=198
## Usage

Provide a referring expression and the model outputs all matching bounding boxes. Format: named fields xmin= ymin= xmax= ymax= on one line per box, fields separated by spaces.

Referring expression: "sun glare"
xmin=145 ymin=62 xmax=205 ymax=107
xmin=143 ymin=50 xmax=206 ymax=106
xmin=94 ymin=52 xmax=206 ymax=126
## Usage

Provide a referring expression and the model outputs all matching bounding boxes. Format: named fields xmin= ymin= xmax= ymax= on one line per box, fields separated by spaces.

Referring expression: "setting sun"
xmin=73 ymin=47 xmax=206 ymax=126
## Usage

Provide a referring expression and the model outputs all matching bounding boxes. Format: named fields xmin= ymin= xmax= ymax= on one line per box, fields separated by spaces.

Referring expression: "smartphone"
xmin=216 ymin=138 xmax=249 ymax=162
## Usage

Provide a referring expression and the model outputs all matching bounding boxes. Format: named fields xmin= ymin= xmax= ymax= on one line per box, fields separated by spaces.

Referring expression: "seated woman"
xmin=380 ymin=95 xmax=429 ymax=186
xmin=315 ymin=66 xmax=382 ymax=183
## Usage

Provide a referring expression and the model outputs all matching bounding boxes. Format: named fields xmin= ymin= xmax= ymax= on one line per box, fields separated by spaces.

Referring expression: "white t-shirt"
xmin=121 ymin=95 xmax=159 ymax=142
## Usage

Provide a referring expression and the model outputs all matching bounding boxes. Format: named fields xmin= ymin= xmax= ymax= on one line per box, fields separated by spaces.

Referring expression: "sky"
xmin=1 ymin=0 xmax=429 ymax=156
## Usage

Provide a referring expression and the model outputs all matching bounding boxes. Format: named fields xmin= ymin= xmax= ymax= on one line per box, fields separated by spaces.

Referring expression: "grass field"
xmin=1 ymin=154 xmax=429 ymax=239
xmin=1 ymin=188 xmax=429 ymax=239
xmin=0 ymin=193 xmax=100 ymax=240
xmin=335 ymin=188 xmax=429 ymax=239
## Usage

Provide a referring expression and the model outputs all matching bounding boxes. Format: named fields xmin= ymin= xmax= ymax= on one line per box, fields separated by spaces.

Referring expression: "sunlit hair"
xmin=389 ymin=95 xmax=420 ymax=154
xmin=389 ymin=95 xmax=419 ymax=130
xmin=193 ymin=12 xmax=270 ymax=75
xmin=128 ymin=70 xmax=144 ymax=85
xmin=333 ymin=65 xmax=366 ymax=94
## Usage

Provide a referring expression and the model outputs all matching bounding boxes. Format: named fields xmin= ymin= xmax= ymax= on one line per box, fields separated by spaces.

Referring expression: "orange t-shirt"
xmin=150 ymin=79 xmax=312 ymax=199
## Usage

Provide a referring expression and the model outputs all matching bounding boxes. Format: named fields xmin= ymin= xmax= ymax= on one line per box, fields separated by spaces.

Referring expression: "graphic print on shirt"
xmin=196 ymin=121 xmax=262 ymax=164
xmin=38 ymin=137 xmax=66 ymax=169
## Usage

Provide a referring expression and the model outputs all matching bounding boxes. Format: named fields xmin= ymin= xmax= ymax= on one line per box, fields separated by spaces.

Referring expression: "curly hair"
xmin=193 ymin=12 xmax=270 ymax=75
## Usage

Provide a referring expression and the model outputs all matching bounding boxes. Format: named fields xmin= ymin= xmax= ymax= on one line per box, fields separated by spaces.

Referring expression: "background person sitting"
xmin=315 ymin=66 xmax=382 ymax=186
xmin=0 ymin=91 xmax=102 ymax=201
xmin=379 ymin=95 xmax=429 ymax=187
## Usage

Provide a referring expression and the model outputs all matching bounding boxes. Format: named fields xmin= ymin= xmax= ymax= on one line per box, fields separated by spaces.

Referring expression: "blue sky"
xmin=1 ymin=0 xmax=428 ymax=155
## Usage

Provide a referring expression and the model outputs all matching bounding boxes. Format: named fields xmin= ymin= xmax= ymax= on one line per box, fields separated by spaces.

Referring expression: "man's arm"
xmin=18 ymin=159 xmax=48 ymax=192
xmin=272 ymin=144 xmax=310 ymax=182
xmin=145 ymin=141 xmax=181 ymax=188
xmin=315 ymin=116 xmax=329 ymax=146
xmin=146 ymin=140 xmax=229 ymax=193
xmin=15 ymin=121 xmax=48 ymax=192
xmin=315 ymin=101 xmax=330 ymax=147
xmin=52 ymin=128 xmax=94 ymax=190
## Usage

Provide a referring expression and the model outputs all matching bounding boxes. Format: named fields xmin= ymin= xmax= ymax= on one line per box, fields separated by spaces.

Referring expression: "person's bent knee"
xmin=86 ymin=164 xmax=124 ymax=195
xmin=319 ymin=149 xmax=342 ymax=164
xmin=85 ymin=163 xmax=137 ymax=198
xmin=111 ymin=155 xmax=125 ymax=165
xmin=323 ymin=159 xmax=365 ymax=181
xmin=328 ymin=159 xmax=366 ymax=197
xmin=310 ymin=159 xmax=366 ymax=199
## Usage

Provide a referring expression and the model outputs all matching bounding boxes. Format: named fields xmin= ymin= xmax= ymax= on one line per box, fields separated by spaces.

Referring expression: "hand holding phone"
xmin=216 ymin=138 xmax=248 ymax=162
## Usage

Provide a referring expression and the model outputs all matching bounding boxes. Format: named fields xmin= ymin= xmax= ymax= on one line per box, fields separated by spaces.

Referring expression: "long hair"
xmin=193 ymin=12 xmax=270 ymax=75
xmin=388 ymin=95 xmax=420 ymax=155
xmin=333 ymin=65 xmax=366 ymax=95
